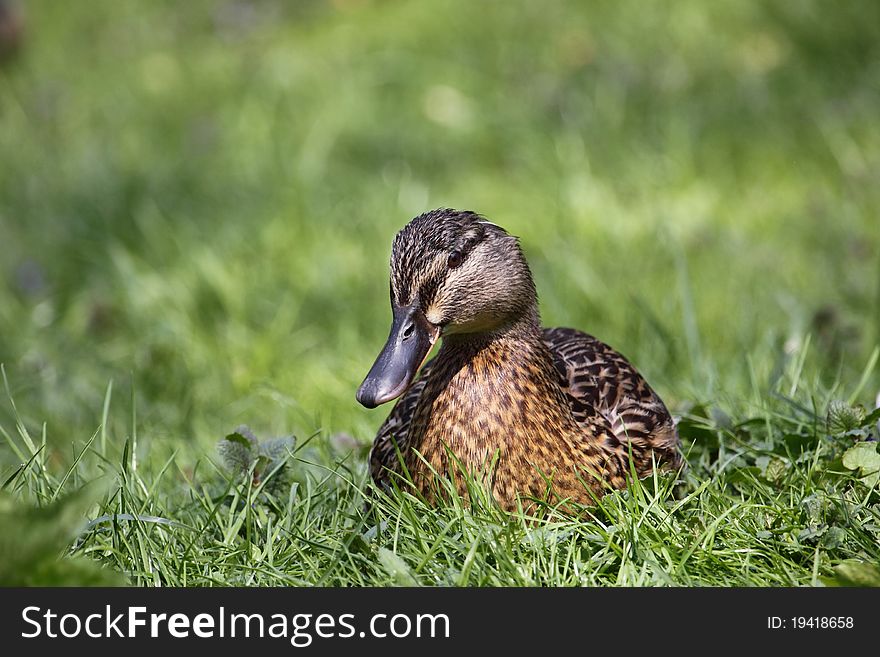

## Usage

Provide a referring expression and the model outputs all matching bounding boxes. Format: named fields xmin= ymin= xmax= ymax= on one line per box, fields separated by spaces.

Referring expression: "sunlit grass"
xmin=2 ymin=345 xmax=879 ymax=586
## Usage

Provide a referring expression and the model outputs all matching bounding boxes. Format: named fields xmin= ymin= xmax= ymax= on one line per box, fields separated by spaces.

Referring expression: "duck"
xmin=357 ymin=208 xmax=682 ymax=511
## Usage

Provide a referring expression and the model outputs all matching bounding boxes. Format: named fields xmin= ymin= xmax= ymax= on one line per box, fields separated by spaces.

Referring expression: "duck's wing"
xmin=543 ymin=327 xmax=682 ymax=475
xmin=368 ymin=359 xmax=435 ymax=489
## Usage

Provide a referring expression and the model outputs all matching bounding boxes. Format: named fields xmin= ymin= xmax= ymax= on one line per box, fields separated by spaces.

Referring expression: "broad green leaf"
xmin=824 ymin=561 xmax=880 ymax=587
xmin=377 ymin=547 xmax=417 ymax=586
xmin=218 ymin=430 xmax=258 ymax=475
xmin=826 ymin=401 xmax=866 ymax=435
xmin=841 ymin=442 xmax=880 ymax=487
xmin=0 ymin=488 xmax=125 ymax=586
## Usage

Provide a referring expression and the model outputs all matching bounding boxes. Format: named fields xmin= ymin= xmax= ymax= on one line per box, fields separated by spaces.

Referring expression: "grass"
xmin=3 ymin=360 xmax=879 ymax=587
xmin=0 ymin=0 xmax=879 ymax=586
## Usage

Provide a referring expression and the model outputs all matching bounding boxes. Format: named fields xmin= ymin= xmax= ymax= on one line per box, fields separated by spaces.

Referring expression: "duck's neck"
xmin=440 ymin=305 xmax=543 ymax=353
xmin=408 ymin=308 xmax=572 ymax=452
xmin=404 ymin=308 xmax=590 ymax=506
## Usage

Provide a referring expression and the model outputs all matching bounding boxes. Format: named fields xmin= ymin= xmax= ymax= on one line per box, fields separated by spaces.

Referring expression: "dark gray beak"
xmin=356 ymin=303 xmax=439 ymax=408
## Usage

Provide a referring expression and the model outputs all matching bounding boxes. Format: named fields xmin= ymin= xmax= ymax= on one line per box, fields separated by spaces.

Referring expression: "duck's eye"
xmin=447 ymin=250 xmax=463 ymax=269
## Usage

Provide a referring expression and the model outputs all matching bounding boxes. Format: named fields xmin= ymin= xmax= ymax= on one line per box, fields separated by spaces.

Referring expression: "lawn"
xmin=1 ymin=0 xmax=879 ymax=586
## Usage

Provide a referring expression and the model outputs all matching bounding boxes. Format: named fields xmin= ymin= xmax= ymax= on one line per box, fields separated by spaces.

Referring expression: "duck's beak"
xmin=356 ymin=303 xmax=439 ymax=408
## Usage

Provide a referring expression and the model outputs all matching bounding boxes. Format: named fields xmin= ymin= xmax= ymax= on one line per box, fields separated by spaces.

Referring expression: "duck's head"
xmin=356 ymin=208 xmax=536 ymax=408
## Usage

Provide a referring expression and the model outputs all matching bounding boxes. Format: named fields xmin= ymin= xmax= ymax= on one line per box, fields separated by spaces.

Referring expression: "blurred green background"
xmin=1 ymin=0 xmax=878 ymax=466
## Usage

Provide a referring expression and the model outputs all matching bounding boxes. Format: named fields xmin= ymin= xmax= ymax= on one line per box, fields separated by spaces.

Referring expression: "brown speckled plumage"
xmin=361 ymin=209 xmax=682 ymax=511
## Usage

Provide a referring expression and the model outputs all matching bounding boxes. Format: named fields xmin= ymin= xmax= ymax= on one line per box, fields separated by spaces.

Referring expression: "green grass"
xmin=1 ymin=0 xmax=879 ymax=586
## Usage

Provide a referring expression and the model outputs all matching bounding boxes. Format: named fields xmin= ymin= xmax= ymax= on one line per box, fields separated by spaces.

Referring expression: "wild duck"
xmin=357 ymin=208 xmax=682 ymax=511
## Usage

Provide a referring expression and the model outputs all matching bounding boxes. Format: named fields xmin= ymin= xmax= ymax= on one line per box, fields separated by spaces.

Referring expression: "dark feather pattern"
xmin=543 ymin=327 xmax=682 ymax=476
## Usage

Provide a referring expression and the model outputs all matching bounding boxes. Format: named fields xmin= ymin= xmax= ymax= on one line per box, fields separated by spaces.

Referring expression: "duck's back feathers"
xmin=544 ymin=327 xmax=681 ymax=475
